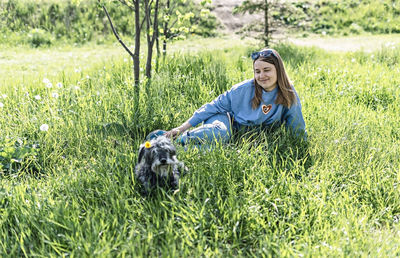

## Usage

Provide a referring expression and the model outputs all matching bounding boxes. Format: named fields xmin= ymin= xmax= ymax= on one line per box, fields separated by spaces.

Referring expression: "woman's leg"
xmin=178 ymin=113 xmax=232 ymax=147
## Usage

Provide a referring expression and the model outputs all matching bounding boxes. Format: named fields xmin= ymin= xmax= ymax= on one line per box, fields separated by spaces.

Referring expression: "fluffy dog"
xmin=135 ymin=135 xmax=184 ymax=193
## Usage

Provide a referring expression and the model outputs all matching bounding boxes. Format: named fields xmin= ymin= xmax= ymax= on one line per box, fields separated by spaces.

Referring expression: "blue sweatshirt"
xmin=188 ymin=79 xmax=307 ymax=137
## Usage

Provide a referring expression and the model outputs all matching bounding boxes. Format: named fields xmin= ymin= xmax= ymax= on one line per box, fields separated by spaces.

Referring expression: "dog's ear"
xmin=138 ymin=145 xmax=145 ymax=163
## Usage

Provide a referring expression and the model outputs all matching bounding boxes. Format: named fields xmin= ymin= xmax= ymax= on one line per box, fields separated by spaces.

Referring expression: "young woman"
xmin=150 ymin=48 xmax=306 ymax=146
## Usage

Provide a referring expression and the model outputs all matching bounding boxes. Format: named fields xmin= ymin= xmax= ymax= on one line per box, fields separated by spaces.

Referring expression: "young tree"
xmin=234 ymin=0 xmax=272 ymax=46
xmin=158 ymin=0 xmax=194 ymax=56
xmin=144 ymin=0 xmax=159 ymax=78
xmin=101 ymin=0 xmax=142 ymax=88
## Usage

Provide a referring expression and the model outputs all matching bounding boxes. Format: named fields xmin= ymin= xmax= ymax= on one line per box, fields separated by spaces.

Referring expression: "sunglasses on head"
xmin=251 ymin=50 xmax=276 ymax=60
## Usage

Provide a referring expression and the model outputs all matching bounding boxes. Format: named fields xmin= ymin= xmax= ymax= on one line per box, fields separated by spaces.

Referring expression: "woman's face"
xmin=254 ymin=60 xmax=277 ymax=92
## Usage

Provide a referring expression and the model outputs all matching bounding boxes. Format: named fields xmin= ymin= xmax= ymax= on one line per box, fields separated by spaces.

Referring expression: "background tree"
xmin=144 ymin=0 xmax=160 ymax=78
xmin=101 ymin=0 xmax=142 ymax=88
xmin=234 ymin=0 xmax=273 ymax=47
xmin=100 ymin=0 xmax=143 ymax=115
xmin=101 ymin=0 xmax=216 ymax=79
xmin=158 ymin=0 xmax=194 ymax=56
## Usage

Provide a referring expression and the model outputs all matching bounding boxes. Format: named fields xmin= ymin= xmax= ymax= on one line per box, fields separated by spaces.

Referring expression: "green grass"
xmin=0 ymin=39 xmax=400 ymax=256
xmin=288 ymin=33 xmax=400 ymax=52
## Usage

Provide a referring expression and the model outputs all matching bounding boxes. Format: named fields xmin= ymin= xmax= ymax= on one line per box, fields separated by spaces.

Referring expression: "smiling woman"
xmin=149 ymin=48 xmax=307 ymax=147
xmin=253 ymin=59 xmax=277 ymax=92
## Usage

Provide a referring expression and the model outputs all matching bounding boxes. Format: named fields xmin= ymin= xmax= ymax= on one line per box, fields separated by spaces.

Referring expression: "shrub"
xmin=28 ymin=28 xmax=53 ymax=47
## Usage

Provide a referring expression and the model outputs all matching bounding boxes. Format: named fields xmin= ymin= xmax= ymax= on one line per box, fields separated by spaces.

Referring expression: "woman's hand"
xmin=165 ymin=121 xmax=192 ymax=139
xmin=165 ymin=127 xmax=181 ymax=138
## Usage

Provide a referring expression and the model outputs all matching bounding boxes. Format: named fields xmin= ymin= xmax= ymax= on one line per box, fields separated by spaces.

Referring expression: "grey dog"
xmin=135 ymin=135 xmax=185 ymax=193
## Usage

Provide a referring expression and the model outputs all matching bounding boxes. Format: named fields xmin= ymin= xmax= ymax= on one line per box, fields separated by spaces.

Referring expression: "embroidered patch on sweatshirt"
xmin=262 ymin=104 xmax=272 ymax=115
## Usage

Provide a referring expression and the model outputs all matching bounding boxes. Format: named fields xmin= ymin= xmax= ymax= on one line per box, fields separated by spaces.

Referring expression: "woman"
xmin=150 ymin=48 xmax=306 ymax=147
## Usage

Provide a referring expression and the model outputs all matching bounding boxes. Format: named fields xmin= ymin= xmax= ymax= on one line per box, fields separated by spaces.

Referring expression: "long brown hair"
xmin=251 ymin=48 xmax=297 ymax=109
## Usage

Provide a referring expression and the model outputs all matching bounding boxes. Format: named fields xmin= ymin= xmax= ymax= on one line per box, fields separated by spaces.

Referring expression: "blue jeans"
xmin=177 ymin=113 xmax=232 ymax=148
xmin=146 ymin=113 xmax=232 ymax=149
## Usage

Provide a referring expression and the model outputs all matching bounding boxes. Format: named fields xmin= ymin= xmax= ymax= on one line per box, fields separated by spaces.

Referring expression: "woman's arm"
xmin=165 ymin=121 xmax=192 ymax=138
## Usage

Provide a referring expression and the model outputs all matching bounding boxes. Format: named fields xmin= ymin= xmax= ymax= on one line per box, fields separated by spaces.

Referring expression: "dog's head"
xmin=137 ymin=136 xmax=178 ymax=177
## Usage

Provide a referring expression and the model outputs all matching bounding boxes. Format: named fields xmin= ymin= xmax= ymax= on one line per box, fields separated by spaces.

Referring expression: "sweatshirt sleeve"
xmin=188 ymin=90 xmax=232 ymax=127
xmin=283 ymin=92 xmax=307 ymax=139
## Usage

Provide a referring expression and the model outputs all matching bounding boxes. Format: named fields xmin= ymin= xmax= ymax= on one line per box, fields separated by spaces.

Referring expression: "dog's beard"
xmin=154 ymin=164 xmax=173 ymax=177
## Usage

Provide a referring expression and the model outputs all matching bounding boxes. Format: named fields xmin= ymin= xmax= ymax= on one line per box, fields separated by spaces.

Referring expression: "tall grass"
xmin=0 ymin=42 xmax=400 ymax=256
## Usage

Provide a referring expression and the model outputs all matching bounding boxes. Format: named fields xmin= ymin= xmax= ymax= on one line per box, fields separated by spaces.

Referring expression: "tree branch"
xmin=102 ymin=5 xmax=136 ymax=58
xmin=118 ymin=0 xmax=135 ymax=11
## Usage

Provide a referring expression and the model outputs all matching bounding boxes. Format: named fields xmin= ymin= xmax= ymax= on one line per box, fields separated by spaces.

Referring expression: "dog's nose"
xmin=160 ymin=159 xmax=167 ymax=164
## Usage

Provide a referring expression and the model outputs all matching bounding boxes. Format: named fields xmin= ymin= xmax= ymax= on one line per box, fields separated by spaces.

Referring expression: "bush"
xmin=28 ymin=28 xmax=53 ymax=47
xmin=0 ymin=0 xmax=219 ymax=46
xmin=277 ymin=0 xmax=400 ymax=36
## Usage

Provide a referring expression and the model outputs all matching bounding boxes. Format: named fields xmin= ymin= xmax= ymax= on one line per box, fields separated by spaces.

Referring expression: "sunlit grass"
xmin=0 ymin=38 xmax=400 ymax=256
xmin=288 ymin=33 xmax=400 ymax=52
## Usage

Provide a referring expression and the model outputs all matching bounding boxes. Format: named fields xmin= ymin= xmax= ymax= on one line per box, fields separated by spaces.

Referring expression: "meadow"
xmin=0 ymin=35 xmax=400 ymax=256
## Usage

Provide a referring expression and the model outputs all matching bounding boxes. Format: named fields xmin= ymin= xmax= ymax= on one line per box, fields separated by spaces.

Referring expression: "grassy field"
xmin=1 ymin=36 xmax=400 ymax=256
xmin=287 ymin=33 xmax=400 ymax=52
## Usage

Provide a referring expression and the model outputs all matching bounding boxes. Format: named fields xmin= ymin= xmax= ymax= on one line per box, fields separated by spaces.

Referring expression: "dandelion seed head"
xmin=46 ymin=82 xmax=53 ymax=88
xmin=56 ymin=82 xmax=63 ymax=88
xmin=52 ymin=92 xmax=59 ymax=98
xmin=43 ymin=78 xmax=50 ymax=84
xmin=34 ymin=95 xmax=41 ymax=100
xmin=40 ymin=124 xmax=49 ymax=131
xmin=0 ymin=102 xmax=4 ymax=108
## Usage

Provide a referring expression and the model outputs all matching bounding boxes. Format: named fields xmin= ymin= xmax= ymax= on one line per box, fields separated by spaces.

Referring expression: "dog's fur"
xmin=135 ymin=135 xmax=184 ymax=193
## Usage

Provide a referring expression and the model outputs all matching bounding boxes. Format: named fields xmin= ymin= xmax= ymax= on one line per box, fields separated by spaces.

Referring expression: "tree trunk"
xmin=134 ymin=0 xmax=141 ymax=87
xmin=162 ymin=0 xmax=170 ymax=56
xmin=264 ymin=0 xmax=269 ymax=47
xmin=145 ymin=0 xmax=160 ymax=78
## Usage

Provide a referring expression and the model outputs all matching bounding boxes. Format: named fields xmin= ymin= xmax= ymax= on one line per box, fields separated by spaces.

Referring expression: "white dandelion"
xmin=0 ymin=102 xmax=4 ymax=108
xmin=1 ymin=94 xmax=7 ymax=99
xmin=34 ymin=95 xmax=41 ymax=100
xmin=46 ymin=82 xmax=53 ymax=88
xmin=52 ymin=92 xmax=59 ymax=98
xmin=40 ymin=124 xmax=49 ymax=131
xmin=43 ymin=78 xmax=50 ymax=84
xmin=56 ymin=82 xmax=63 ymax=88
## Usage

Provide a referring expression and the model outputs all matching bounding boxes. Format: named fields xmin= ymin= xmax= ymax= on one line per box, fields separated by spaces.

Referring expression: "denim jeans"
xmin=146 ymin=113 xmax=232 ymax=149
